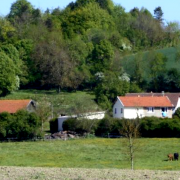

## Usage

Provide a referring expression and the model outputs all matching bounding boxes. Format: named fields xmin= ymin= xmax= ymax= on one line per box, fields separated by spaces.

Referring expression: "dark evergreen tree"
xmin=154 ymin=6 xmax=163 ymax=22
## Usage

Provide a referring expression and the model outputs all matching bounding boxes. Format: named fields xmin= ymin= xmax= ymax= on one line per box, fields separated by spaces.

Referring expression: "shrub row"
xmin=140 ymin=117 xmax=180 ymax=137
xmin=60 ymin=116 xmax=180 ymax=137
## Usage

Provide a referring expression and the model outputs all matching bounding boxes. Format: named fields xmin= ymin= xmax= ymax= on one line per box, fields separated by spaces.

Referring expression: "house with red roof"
xmin=0 ymin=100 xmax=36 ymax=114
xmin=126 ymin=92 xmax=180 ymax=114
xmin=113 ymin=96 xmax=174 ymax=119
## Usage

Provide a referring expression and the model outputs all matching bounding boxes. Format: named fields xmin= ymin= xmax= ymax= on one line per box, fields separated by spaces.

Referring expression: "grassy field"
xmin=120 ymin=46 xmax=180 ymax=79
xmin=0 ymin=138 xmax=180 ymax=170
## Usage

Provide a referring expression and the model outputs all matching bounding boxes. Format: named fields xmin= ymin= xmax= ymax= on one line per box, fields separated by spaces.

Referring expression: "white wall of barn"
xmin=79 ymin=111 xmax=105 ymax=120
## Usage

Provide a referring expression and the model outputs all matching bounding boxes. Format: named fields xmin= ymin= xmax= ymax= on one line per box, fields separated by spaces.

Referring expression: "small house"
xmin=0 ymin=99 xmax=36 ymax=114
xmin=126 ymin=92 xmax=180 ymax=114
xmin=113 ymin=96 xmax=174 ymax=119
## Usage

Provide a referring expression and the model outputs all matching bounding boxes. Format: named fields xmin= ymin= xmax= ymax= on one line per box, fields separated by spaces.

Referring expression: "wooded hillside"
xmin=1 ymin=0 xmax=180 ymax=109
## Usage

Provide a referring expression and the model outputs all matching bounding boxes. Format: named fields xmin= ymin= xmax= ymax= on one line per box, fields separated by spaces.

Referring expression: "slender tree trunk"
xmin=58 ymin=86 xmax=61 ymax=93
xmin=129 ymin=136 xmax=134 ymax=170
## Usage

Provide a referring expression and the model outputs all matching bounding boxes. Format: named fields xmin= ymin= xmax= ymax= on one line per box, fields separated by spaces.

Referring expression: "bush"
xmin=0 ymin=112 xmax=12 ymax=138
xmin=173 ymin=107 xmax=180 ymax=119
xmin=77 ymin=118 xmax=99 ymax=134
xmin=0 ymin=110 xmax=41 ymax=140
xmin=63 ymin=118 xmax=79 ymax=132
xmin=49 ymin=118 xmax=58 ymax=133
xmin=140 ymin=117 xmax=180 ymax=137
xmin=63 ymin=118 xmax=99 ymax=134
xmin=59 ymin=116 xmax=180 ymax=138
xmin=95 ymin=117 xmax=122 ymax=136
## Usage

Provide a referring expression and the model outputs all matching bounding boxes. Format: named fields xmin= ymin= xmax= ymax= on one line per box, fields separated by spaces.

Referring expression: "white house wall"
xmin=124 ymin=107 xmax=144 ymax=119
xmin=144 ymin=107 xmax=172 ymax=118
xmin=174 ymin=97 xmax=180 ymax=114
xmin=113 ymin=98 xmax=144 ymax=119
xmin=113 ymin=99 xmax=124 ymax=118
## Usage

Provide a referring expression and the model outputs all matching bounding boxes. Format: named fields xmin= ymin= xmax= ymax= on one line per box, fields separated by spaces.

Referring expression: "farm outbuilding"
xmin=58 ymin=111 xmax=106 ymax=131
xmin=0 ymin=99 xmax=36 ymax=114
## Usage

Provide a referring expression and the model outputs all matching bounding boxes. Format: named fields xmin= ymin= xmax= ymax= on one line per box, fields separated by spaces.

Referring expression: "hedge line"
xmin=55 ymin=116 xmax=180 ymax=137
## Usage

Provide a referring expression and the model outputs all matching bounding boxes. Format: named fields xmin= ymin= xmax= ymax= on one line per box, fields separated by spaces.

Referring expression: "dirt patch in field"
xmin=0 ymin=166 xmax=180 ymax=180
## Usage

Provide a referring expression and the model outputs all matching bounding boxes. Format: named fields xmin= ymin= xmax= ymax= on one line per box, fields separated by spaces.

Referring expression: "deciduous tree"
xmin=34 ymin=33 xmax=82 ymax=92
xmin=148 ymin=52 xmax=167 ymax=91
xmin=120 ymin=119 xmax=140 ymax=170
xmin=95 ymin=72 xmax=130 ymax=109
xmin=0 ymin=52 xmax=17 ymax=96
xmin=35 ymin=97 xmax=52 ymax=133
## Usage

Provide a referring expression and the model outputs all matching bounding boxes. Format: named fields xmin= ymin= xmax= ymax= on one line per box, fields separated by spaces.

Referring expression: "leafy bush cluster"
xmin=62 ymin=118 xmax=99 ymax=135
xmin=140 ymin=117 xmax=180 ymax=137
xmin=61 ymin=116 xmax=180 ymax=137
xmin=0 ymin=110 xmax=41 ymax=140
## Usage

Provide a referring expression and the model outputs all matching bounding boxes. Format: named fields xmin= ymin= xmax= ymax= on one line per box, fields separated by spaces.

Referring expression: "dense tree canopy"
xmin=8 ymin=0 xmax=34 ymax=21
xmin=0 ymin=0 xmax=180 ymax=108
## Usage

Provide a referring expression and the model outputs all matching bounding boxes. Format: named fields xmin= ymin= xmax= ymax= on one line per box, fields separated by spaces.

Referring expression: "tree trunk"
xmin=129 ymin=136 xmax=134 ymax=170
xmin=58 ymin=86 xmax=61 ymax=93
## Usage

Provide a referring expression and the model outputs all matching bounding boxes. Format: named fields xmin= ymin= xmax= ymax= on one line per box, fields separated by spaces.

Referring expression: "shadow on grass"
xmin=163 ymin=159 xmax=168 ymax=161
xmin=45 ymin=130 xmax=51 ymax=134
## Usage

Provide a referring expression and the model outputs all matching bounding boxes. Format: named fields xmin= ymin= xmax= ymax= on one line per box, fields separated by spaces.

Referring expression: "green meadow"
xmin=0 ymin=138 xmax=180 ymax=170
xmin=0 ymin=90 xmax=100 ymax=117
xmin=121 ymin=46 xmax=180 ymax=80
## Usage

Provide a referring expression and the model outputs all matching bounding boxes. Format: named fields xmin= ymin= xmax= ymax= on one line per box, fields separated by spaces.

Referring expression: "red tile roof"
xmin=118 ymin=96 xmax=174 ymax=107
xmin=0 ymin=100 xmax=32 ymax=113
xmin=126 ymin=93 xmax=180 ymax=106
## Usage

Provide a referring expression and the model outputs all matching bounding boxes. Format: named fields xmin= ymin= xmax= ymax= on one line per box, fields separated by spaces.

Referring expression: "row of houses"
xmin=0 ymin=92 xmax=180 ymax=132
xmin=0 ymin=99 xmax=105 ymax=131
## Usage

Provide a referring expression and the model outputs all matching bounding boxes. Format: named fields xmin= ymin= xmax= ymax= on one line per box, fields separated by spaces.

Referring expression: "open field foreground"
xmin=0 ymin=167 xmax=180 ymax=180
xmin=1 ymin=138 xmax=180 ymax=170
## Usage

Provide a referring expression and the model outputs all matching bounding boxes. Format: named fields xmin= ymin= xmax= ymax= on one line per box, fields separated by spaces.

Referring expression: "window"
xmin=121 ymin=108 xmax=123 ymax=114
xmin=114 ymin=108 xmax=117 ymax=114
xmin=161 ymin=107 xmax=167 ymax=112
xmin=147 ymin=107 xmax=154 ymax=113
xmin=162 ymin=107 xmax=168 ymax=117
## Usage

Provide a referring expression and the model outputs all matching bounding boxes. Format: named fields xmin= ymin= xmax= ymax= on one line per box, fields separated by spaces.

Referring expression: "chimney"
xmin=151 ymin=91 xmax=153 ymax=97
xmin=162 ymin=91 xmax=164 ymax=96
